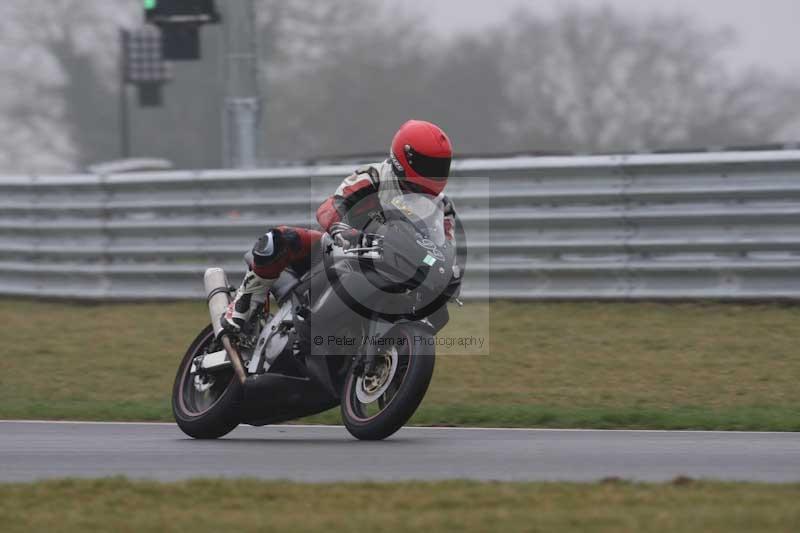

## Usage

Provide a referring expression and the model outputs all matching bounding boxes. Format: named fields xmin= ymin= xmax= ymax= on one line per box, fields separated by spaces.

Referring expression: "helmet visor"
xmin=405 ymin=146 xmax=451 ymax=179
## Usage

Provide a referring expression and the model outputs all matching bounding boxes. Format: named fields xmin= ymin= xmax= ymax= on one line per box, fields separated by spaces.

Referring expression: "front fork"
xmin=357 ymin=318 xmax=397 ymax=377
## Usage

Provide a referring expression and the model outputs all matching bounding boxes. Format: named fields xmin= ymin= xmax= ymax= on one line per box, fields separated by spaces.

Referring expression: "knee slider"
xmin=252 ymin=229 xmax=284 ymax=268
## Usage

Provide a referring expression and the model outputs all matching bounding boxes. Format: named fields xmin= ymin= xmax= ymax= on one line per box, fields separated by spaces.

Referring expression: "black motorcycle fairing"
xmin=364 ymin=219 xmax=431 ymax=290
xmin=427 ymin=305 xmax=450 ymax=333
xmin=366 ymin=194 xmax=458 ymax=315
xmin=236 ymin=192 xmax=462 ymax=425
xmin=363 ymin=317 xmax=437 ymax=355
xmin=239 ymin=373 xmax=338 ymax=426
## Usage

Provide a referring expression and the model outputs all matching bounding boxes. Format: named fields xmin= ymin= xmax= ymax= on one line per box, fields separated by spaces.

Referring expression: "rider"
xmin=221 ymin=120 xmax=455 ymax=333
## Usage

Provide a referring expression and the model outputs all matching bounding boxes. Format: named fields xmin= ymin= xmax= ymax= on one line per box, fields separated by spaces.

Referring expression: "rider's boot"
xmin=221 ymin=270 xmax=274 ymax=334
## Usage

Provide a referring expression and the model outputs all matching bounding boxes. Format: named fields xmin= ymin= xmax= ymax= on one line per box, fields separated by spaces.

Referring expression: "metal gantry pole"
xmin=119 ymin=29 xmax=132 ymax=160
xmin=222 ymin=0 xmax=263 ymax=169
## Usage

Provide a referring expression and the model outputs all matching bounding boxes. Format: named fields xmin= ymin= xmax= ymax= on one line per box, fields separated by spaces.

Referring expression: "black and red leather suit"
xmin=247 ymin=159 xmax=456 ymax=280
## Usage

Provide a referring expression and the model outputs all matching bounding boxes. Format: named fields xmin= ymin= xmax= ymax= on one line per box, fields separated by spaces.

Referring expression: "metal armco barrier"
xmin=2 ymin=149 xmax=800 ymax=300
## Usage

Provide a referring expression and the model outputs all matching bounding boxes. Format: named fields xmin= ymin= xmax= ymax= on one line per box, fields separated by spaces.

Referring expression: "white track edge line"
xmin=0 ymin=420 xmax=797 ymax=435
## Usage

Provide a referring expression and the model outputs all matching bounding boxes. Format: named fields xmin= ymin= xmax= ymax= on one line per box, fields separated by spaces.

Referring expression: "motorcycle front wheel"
xmin=341 ymin=323 xmax=436 ymax=440
xmin=172 ymin=324 xmax=242 ymax=439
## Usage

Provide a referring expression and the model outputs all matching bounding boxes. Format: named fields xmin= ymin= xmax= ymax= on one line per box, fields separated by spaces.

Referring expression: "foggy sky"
xmin=397 ymin=0 xmax=800 ymax=75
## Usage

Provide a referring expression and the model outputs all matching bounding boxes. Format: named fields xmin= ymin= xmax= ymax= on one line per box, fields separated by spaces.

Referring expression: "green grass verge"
xmin=1 ymin=478 xmax=798 ymax=533
xmin=1 ymin=300 xmax=799 ymax=430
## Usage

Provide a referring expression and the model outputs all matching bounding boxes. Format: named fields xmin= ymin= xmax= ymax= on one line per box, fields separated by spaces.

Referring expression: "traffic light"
xmin=144 ymin=0 xmax=221 ymax=61
xmin=144 ymin=0 xmax=221 ymax=24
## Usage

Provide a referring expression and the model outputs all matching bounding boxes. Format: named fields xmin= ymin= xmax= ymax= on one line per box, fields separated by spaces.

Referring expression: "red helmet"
xmin=390 ymin=120 xmax=452 ymax=196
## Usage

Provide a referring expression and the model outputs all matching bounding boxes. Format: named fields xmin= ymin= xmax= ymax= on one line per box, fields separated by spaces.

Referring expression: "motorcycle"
xmin=171 ymin=185 xmax=463 ymax=440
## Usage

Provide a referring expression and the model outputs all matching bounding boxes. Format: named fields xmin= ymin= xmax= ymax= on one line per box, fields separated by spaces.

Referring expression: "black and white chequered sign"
xmin=124 ymin=27 xmax=172 ymax=84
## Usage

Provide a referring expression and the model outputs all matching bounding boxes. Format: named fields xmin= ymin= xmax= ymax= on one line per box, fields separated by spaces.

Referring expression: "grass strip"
xmin=0 ymin=478 xmax=798 ymax=533
xmin=1 ymin=300 xmax=798 ymax=430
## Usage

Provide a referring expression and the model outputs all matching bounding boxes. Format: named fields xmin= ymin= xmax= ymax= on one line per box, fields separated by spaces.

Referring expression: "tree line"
xmin=0 ymin=0 xmax=796 ymax=173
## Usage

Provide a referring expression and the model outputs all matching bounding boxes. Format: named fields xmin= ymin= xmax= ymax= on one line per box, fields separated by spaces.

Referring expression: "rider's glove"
xmin=330 ymin=223 xmax=363 ymax=250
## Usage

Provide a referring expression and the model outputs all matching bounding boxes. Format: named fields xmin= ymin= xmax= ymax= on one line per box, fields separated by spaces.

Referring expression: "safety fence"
xmin=2 ymin=149 xmax=800 ymax=300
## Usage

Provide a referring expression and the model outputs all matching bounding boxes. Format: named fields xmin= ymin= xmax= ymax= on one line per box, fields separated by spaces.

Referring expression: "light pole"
xmin=119 ymin=29 xmax=132 ymax=159
xmin=221 ymin=0 xmax=262 ymax=168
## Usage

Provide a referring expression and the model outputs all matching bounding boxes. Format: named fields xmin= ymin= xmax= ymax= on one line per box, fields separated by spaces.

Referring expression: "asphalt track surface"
xmin=0 ymin=421 xmax=799 ymax=483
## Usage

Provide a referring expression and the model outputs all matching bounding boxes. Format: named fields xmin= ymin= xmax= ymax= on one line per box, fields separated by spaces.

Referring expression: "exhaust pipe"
xmin=204 ymin=268 xmax=232 ymax=338
xmin=204 ymin=268 xmax=247 ymax=384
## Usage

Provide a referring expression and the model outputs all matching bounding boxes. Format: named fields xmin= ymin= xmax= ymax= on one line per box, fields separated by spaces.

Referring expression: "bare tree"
xmin=1 ymin=2 xmax=797 ymax=173
xmin=257 ymin=0 xmax=371 ymax=78
xmin=419 ymin=33 xmax=512 ymax=155
xmin=499 ymin=7 xmax=800 ymax=153
xmin=0 ymin=0 xmax=135 ymax=173
xmin=255 ymin=0 xmax=418 ymax=159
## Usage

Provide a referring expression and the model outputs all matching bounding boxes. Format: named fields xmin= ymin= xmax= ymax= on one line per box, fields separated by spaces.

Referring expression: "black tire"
xmin=341 ymin=323 xmax=435 ymax=441
xmin=172 ymin=324 xmax=242 ymax=439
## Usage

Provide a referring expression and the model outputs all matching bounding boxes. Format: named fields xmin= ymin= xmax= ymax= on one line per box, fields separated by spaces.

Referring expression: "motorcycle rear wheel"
xmin=172 ymin=325 xmax=242 ymax=439
xmin=341 ymin=323 xmax=436 ymax=441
